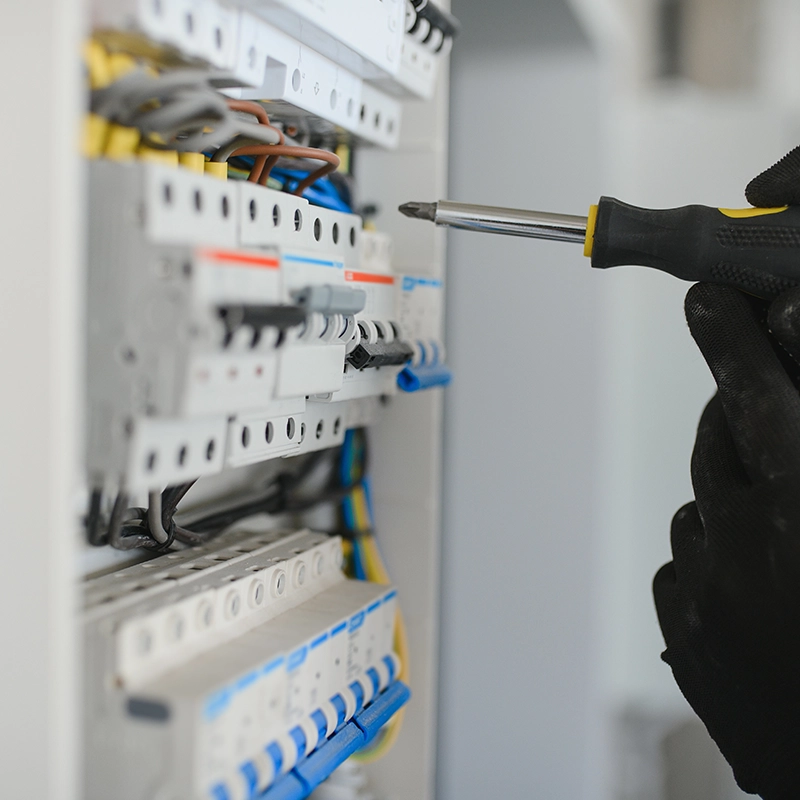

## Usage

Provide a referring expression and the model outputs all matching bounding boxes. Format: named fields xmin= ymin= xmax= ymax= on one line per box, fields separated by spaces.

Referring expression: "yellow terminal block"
xmin=335 ymin=143 xmax=351 ymax=174
xmin=83 ymin=114 xmax=109 ymax=159
xmin=108 ymin=51 xmax=138 ymax=81
xmin=105 ymin=123 xmax=140 ymax=160
xmin=204 ymin=161 xmax=228 ymax=181
xmin=179 ymin=152 xmax=205 ymax=174
xmin=84 ymin=40 xmax=112 ymax=89
xmin=137 ymin=145 xmax=179 ymax=167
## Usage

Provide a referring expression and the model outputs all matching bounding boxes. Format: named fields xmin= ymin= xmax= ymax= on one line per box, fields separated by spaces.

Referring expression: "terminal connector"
xmin=292 ymin=284 xmax=367 ymax=316
xmin=218 ymin=303 xmax=306 ymax=345
xmin=347 ymin=339 xmax=414 ymax=370
xmin=397 ymin=363 xmax=452 ymax=392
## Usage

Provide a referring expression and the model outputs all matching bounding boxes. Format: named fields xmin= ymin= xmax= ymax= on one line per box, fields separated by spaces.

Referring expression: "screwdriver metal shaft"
xmin=399 ymin=200 xmax=588 ymax=244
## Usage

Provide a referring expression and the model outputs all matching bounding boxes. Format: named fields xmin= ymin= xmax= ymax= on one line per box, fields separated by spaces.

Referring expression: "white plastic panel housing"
xmin=92 ymin=0 xmax=238 ymax=68
xmin=144 ymin=162 xmax=238 ymax=248
xmin=224 ymin=405 xmax=304 ymax=467
xmin=242 ymin=0 xmax=405 ymax=79
xmin=126 ymin=414 xmax=228 ymax=490
xmin=233 ymin=18 xmax=402 ymax=148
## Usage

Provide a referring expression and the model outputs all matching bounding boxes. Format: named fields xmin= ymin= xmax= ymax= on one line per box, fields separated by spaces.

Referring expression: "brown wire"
xmin=225 ymin=99 xmax=284 ymax=183
xmin=229 ymin=144 xmax=341 ymax=196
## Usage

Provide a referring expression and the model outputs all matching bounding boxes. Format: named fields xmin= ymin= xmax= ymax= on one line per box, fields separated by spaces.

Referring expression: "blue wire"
xmin=362 ymin=477 xmax=375 ymax=529
xmin=341 ymin=429 xmax=356 ymax=487
xmin=352 ymin=538 xmax=367 ymax=581
xmin=342 ymin=494 xmax=356 ymax=531
xmin=228 ymin=159 xmax=353 ymax=212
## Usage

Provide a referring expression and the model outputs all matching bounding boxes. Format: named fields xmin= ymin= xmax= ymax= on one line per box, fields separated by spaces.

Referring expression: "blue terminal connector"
xmin=253 ymin=680 xmax=411 ymax=800
xmin=397 ymin=363 xmax=452 ymax=393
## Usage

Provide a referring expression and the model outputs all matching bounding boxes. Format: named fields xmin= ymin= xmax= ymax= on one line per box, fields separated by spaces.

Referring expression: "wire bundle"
xmin=87 ymin=448 xmax=342 ymax=551
xmin=93 ymin=71 xmax=272 ymax=153
xmin=84 ymin=42 xmax=341 ymax=197
xmin=337 ymin=430 xmax=410 ymax=763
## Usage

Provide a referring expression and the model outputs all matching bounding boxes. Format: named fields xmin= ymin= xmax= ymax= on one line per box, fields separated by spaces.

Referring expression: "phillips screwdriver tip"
xmin=399 ymin=201 xmax=437 ymax=222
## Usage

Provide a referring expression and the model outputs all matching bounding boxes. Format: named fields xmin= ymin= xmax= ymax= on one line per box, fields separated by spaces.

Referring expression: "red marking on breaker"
xmin=197 ymin=248 xmax=280 ymax=269
xmin=345 ymin=271 xmax=395 ymax=284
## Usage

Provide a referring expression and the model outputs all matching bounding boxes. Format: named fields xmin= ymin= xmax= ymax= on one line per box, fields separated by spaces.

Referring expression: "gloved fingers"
xmin=691 ymin=393 xmax=750 ymax=513
xmin=685 ymin=283 xmax=800 ymax=482
xmin=768 ymin=286 xmax=800 ymax=366
xmin=668 ymin=500 xmax=706 ymax=574
xmin=745 ymin=144 xmax=800 ymax=207
xmin=653 ymin=560 xmax=679 ymax=645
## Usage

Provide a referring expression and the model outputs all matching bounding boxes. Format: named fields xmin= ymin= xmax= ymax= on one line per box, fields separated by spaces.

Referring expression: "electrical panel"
xmin=79 ymin=0 xmax=456 ymax=798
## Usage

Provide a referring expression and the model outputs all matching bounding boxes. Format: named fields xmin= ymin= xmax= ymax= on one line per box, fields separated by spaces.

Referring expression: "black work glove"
xmin=654 ymin=146 xmax=800 ymax=800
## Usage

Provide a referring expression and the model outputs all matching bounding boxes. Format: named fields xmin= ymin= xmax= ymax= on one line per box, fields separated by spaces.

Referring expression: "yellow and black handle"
xmin=585 ymin=197 xmax=800 ymax=298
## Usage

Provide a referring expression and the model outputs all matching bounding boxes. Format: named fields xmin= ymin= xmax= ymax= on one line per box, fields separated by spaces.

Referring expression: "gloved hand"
xmin=654 ymin=145 xmax=800 ymax=800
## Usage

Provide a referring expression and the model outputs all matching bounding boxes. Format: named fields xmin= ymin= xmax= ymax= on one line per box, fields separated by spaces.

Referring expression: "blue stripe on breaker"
xmin=310 ymin=633 xmax=328 ymax=649
xmin=284 ymin=254 xmax=343 ymax=269
xmin=289 ymin=726 xmax=307 ymax=760
xmin=382 ymin=655 xmax=396 ymax=683
xmin=237 ymin=670 xmax=259 ymax=691
xmin=366 ymin=601 xmax=381 ymax=614
xmin=349 ymin=681 xmax=365 ymax=710
xmin=402 ymin=276 xmax=443 ymax=291
xmin=330 ymin=694 xmax=347 ymax=728
xmin=263 ymin=656 xmax=285 ymax=676
xmin=311 ymin=709 xmax=329 ymax=742
xmin=266 ymin=741 xmax=284 ymax=775
xmin=366 ymin=667 xmax=381 ymax=695
xmin=204 ymin=688 xmax=232 ymax=721
xmin=240 ymin=761 xmax=259 ymax=797
xmin=210 ymin=783 xmax=230 ymax=800
xmin=348 ymin=611 xmax=364 ymax=632
xmin=331 ymin=622 xmax=346 ymax=637
xmin=383 ymin=590 xmax=397 ymax=603
xmin=287 ymin=646 xmax=307 ymax=671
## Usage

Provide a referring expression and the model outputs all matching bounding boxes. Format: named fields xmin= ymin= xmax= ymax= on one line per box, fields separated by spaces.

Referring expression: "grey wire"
xmin=189 ymin=119 xmax=279 ymax=156
xmin=132 ymin=92 xmax=228 ymax=133
xmin=91 ymin=70 xmax=153 ymax=117
xmin=147 ymin=491 xmax=170 ymax=544
xmin=211 ymin=134 xmax=274 ymax=163
xmin=91 ymin=67 xmax=282 ymax=159
xmin=133 ymin=93 xmax=241 ymax=152
xmin=116 ymin=69 xmax=222 ymax=107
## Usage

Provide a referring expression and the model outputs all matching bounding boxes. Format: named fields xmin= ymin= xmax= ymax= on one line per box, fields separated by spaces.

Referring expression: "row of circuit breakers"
xmin=88 ymin=159 xmax=446 ymax=493
xmin=84 ymin=527 xmax=408 ymax=800
xmin=82 ymin=1 xmax=456 ymax=799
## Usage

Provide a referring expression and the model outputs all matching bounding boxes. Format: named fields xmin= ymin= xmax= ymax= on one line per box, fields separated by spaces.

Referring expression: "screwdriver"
xmin=398 ymin=197 xmax=800 ymax=298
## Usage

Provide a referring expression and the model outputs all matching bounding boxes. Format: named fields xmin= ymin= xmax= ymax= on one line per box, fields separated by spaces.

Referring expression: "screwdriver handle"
xmin=587 ymin=197 xmax=800 ymax=298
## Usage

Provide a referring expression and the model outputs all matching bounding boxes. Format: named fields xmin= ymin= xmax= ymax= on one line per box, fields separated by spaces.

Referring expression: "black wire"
xmin=162 ymin=481 xmax=196 ymax=520
xmin=108 ymin=492 xmax=155 ymax=551
xmin=86 ymin=488 xmax=106 ymax=547
xmin=100 ymin=445 xmax=346 ymax=552
xmin=169 ymin=448 xmax=339 ymax=541
xmin=188 ymin=481 xmax=286 ymax=534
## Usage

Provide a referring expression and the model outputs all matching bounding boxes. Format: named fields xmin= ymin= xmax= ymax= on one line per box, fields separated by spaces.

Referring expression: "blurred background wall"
xmin=438 ymin=0 xmax=800 ymax=797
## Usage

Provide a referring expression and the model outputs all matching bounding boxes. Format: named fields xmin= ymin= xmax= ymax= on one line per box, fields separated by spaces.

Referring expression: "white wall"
xmin=439 ymin=3 xmax=605 ymax=797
